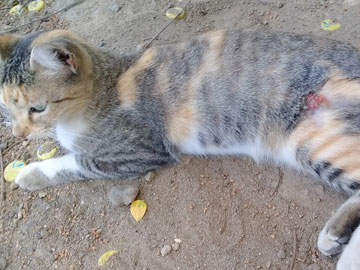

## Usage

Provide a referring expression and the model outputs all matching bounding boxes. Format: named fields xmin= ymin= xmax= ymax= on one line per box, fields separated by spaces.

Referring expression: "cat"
xmin=1 ymin=29 xmax=360 ymax=269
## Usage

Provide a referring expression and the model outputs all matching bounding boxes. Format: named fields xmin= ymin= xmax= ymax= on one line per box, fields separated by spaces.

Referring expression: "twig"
xmin=0 ymin=149 xmax=4 ymax=201
xmin=289 ymin=230 xmax=297 ymax=270
xmin=2 ymin=138 xmax=25 ymax=155
xmin=145 ymin=0 xmax=192 ymax=49
xmin=0 ymin=0 xmax=86 ymax=34
xmin=270 ymin=169 xmax=283 ymax=199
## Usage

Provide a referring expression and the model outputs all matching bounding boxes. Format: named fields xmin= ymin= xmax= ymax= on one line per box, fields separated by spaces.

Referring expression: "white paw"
xmin=318 ymin=224 xmax=348 ymax=256
xmin=15 ymin=162 xmax=51 ymax=191
xmin=337 ymin=226 xmax=360 ymax=270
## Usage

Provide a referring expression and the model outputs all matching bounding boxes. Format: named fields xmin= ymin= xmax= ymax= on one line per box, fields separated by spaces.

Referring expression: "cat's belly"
xmin=178 ymin=132 xmax=263 ymax=158
xmin=177 ymin=131 xmax=299 ymax=168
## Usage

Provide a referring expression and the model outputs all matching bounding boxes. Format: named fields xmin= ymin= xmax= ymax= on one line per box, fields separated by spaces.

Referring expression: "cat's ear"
xmin=30 ymin=39 xmax=78 ymax=74
xmin=0 ymin=34 xmax=20 ymax=61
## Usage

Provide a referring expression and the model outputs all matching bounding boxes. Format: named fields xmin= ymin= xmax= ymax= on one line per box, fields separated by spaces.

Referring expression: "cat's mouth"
xmin=25 ymin=128 xmax=56 ymax=140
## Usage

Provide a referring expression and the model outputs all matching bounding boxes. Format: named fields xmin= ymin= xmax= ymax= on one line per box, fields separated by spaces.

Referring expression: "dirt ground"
xmin=1 ymin=0 xmax=360 ymax=269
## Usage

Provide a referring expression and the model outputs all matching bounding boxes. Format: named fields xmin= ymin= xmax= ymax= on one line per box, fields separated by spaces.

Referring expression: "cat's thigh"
xmin=337 ymin=225 xmax=360 ymax=270
xmin=318 ymin=191 xmax=360 ymax=256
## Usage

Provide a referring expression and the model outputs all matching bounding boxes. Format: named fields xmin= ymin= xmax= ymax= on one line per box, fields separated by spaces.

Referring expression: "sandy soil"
xmin=1 ymin=0 xmax=360 ymax=269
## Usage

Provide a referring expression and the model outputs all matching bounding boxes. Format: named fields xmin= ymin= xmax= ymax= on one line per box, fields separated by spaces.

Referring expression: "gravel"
xmin=108 ymin=185 xmax=139 ymax=206
xmin=277 ymin=248 xmax=286 ymax=259
xmin=161 ymin=245 xmax=172 ymax=256
xmin=0 ymin=257 xmax=7 ymax=270
xmin=171 ymin=242 xmax=180 ymax=251
xmin=144 ymin=172 xmax=155 ymax=182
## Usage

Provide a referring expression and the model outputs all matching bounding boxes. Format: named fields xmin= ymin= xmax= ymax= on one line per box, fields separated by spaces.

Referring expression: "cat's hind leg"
xmin=286 ymin=78 xmax=360 ymax=259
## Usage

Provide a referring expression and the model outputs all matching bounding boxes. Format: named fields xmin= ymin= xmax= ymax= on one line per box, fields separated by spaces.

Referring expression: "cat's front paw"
xmin=318 ymin=225 xmax=348 ymax=256
xmin=15 ymin=162 xmax=51 ymax=191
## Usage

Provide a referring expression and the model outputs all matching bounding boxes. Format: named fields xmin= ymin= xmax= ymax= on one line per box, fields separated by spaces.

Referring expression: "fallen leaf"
xmin=130 ymin=200 xmax=147 ymax=221
xmin=98 ymin=250 xmax=118 ymax=267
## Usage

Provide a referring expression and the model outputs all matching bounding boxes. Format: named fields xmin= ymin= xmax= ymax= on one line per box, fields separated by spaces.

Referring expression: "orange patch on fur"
xmin=167 ymin=99 xmax=197 ymax=144
xmin=321 ymin=77 xmax=360 ymax=101
xmin=0 ymin=34 xmax=19 ymax=60
xmin=117 ymin=48 xmax=155 ymax=106
xmin=309 ymin=135 xmax=342 ymax=160
xmin=32 ymin=30 xmax=83 ymax=47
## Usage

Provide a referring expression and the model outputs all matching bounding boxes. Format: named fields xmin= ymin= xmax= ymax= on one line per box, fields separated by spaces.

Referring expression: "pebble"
xmin=0 ymin=141 xmax=8 ymax=150
xmin=38 ymin=191 xmax=47 ymax=198
xmin=277 ymin=248 xmax=286 ymax=259
xmin=21 ymin=152 xmax=31 ymax=161
xmin=171 ymin=242 xmax=180 ymax=251
xmin=17 ymin=211 xmax=23 ymax=220
xmin=161 ymin=245 xmax=172 ymax=256
xmin=266 ymin=261 xmax=271 ymax=269
xmin=98 ymin=41 xmax=105 ymax=47
xmin=144 ymin=172 xmax=155 ymax=182
xmin=22 ymin=140 xmax=30 ymax=148
xmin=277 ymin=2 xmax=284 ymax=8
xmin=0 ymin=257 xmax=7 ymax=270
xmin=40 ymin=228 xmax=48 ymax=239
xmin=168 ymin=2 xmax=174 ymax=8
xmin=10 ymin=182 xmax=19 ymax=191
xmin=110 ymin=3 xmax=121 ymax=12
xmin=307 ymin=263 xmax=321 ymax=270
xmin=174 ymin=238 xmax=181 ymax=243
xmin=108 ymin=185 xmax=139 ymax=206
xmin=7 ymin=0 xmax=17 ymax=5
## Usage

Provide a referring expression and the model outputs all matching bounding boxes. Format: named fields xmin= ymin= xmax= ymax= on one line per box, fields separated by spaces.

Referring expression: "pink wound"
xmin=306 ymin=93 xmax=328 ymax=110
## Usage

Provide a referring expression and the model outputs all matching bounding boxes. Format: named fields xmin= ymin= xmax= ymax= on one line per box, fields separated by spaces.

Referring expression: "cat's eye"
xmin=29 ymin=103 xmax=47 ymax=115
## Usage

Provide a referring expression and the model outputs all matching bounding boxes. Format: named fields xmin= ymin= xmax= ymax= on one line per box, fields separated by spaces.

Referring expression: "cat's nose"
xmin=12 ymin=126 xmax=29 ymax=138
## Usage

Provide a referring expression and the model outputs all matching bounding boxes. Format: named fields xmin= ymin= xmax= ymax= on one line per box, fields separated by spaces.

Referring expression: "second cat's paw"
xmin=337 ymin=226 xmax=360 ymax=270
xmin=317 ymin=224 xmax=349 ymax=256
xmin=15 ymin=162 xmax=51 ymax=191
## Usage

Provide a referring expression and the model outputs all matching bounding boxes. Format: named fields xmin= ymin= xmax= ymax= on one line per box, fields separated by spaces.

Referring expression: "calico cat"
xmin=1 ymin=29 xmax=360 ymax=268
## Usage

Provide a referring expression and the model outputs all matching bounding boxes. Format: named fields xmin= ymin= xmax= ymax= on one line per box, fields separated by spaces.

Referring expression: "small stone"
xmin=174 ymin=238 xmax=181 ymax=243
xmin=0 ymin=257 xmax=7 ymax=270
xmin=108 ymin=185 xmax=139 ymax=206
xmin=98 ymin=41 xmax=105 ymax=47
xmin=110 ymin=3 xmax=121 ymax=12
xmin=277 ymin=2 xmax=284 ymax=8
xmin=168 ymin=2 xmax=174 ymax=8
xmin=17 ymin=211 xmax=23 ymax=220
xmin=22 ymin=140 xmax=30 ymax=148
xmin=40 ymin=229 xmax=48 ymax=239
xmin=38 ymin=191 xmax=47 ymax=198
xmin=161 ymin=245 xmax=171 ymax=256
xmin=21 ymin=152 xmax=31 ymax=161
xmin=199 ymin=9 xmax=208 ymax=16
xmin=307 ymin=263 xmax=321 ymax=270
xmin=0 ymin=141 xmax=8 ymax=150
xmin=10 ymin=182 xmax=19 ymax=191
xmin=277 ymin=248 xmax=286 ymax=259
xmin=7 ymin=0 xmax=18 ymax=5
xmin=266 ymin=261 xmax=271 ymax=269
xmin=144 ymin=172 xmax=155 ymax=182
xmin=171 ymin=242 xmax=180 ymax=251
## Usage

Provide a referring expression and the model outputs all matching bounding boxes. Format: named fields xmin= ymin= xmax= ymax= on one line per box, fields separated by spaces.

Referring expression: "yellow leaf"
xmin=98 ymin=250 xmax=118 ymax=267
xmin=321 ymin=19 xmax=341 ymax=31
xmin=130 ymin=200 xmax=147 ymax=221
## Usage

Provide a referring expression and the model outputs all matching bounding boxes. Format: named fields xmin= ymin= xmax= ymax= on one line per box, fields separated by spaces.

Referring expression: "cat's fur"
xmin=1 ymin=29 xmax=360 ymax=268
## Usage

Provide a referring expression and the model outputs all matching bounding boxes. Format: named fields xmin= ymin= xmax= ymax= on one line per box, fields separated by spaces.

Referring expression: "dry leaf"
xmin=98 ymin=250 xmax=118 ymax=267
xmin=130 ymin=200 xmax=147 ymax=221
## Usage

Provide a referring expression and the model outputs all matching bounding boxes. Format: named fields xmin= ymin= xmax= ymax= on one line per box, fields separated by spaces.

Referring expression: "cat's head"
xmin=0 ymin=30 xmax=93 ymax=139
